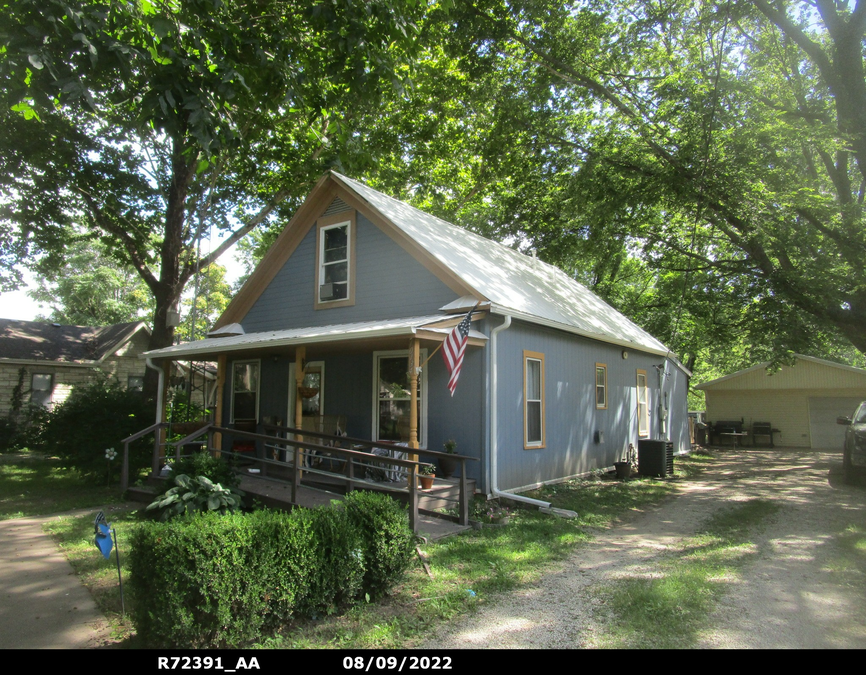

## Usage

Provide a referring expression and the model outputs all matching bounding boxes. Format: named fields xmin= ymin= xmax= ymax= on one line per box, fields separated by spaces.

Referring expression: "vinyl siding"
xmin=241 ymin=212 xmax=458 ymax=332
xmin=493 ymin=319 xmax=686 ymax=492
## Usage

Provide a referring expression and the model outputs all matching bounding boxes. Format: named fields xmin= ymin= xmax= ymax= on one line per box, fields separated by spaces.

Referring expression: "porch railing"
xmin=121 ymin=421 xmax=477 ymax=533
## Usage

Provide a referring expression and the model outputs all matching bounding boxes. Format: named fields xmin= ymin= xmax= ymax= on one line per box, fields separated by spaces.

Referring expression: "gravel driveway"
xmin=421 ymin=448 xmax=866 ymax=649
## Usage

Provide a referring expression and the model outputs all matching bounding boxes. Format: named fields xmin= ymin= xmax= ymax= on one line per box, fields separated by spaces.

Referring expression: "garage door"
xmin=808 ymin=397 xmax=864 ymax=448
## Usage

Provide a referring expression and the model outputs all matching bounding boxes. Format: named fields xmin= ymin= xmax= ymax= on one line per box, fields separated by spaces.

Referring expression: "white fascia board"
xmin=489 ymin=304 xmax=669 ymax=357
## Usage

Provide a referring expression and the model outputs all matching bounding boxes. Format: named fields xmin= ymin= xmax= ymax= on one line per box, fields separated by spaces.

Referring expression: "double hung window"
xmin=232 ymin=360 xmax=259 ymax=422
xmin=31 ymin=373 xmax=53 ymax=409
xmin=524 ymin=351 xmax=545 ymax=448
xmin=595 ymin=363 xmax=607 ymax=409
xmin=637 ymin=369 xmax=649 ymax=437
xmin=315 ymin=214 xmax=355 ymax=308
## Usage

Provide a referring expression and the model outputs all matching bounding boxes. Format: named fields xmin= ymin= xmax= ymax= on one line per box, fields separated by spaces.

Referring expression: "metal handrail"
xmin=120 ymin=422 xmax=168 ymax=491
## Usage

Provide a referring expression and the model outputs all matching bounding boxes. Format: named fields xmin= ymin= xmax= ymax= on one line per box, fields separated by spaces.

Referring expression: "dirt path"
xmin=421 ymin=449 xmax=866 ymax=649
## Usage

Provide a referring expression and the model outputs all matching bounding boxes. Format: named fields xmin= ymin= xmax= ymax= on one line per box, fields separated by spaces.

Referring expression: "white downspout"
xmin=488 ymin=314 xmax=552 ymax=509
xmin=146 ymin=358 xmax=165 ymax=424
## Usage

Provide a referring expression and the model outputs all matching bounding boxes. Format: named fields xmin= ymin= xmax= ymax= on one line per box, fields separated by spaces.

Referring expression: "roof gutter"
xmin=488 ymin=313 xmax=551 ymax=509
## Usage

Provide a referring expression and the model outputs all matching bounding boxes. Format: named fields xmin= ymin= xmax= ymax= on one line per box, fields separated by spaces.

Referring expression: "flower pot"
xmin=419 ymin=474 xmax=435 ymax=489
xmin=439 ymin=455 xmax=459 ymax=478
xmin=614 ymin=461 xmax=632 ymax=479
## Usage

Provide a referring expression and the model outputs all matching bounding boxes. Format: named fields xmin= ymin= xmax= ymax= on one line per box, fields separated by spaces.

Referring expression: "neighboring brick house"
xmin=0 ymin=319 xmax=151 ymax=416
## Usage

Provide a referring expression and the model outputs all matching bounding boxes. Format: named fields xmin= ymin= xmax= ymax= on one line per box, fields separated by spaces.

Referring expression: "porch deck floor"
xmin=237 ymin=473 xmax=471 ymax=541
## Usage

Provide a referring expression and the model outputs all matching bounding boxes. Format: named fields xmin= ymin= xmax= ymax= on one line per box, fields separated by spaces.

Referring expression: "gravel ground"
xmin=419 ymin=448 xmax=866 ymax=649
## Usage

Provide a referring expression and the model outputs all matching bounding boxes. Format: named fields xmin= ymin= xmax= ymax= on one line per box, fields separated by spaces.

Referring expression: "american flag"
xmin=441 ymin=304 xmax=477 ymax=396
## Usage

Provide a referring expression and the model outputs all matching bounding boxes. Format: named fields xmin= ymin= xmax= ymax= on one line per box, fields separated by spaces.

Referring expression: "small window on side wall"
xmin=31 ymin=373 xmax=53 ymax=409
xmin=524 ymin=351 xmax=545 ymax=448
xmin=595 ymin=363 xmax=607 ymax=409
xmin=637 ymin=369 xmax=649 ymax=437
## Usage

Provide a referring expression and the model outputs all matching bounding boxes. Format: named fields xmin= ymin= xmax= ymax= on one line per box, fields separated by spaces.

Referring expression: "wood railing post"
xmin=121 ymin=441 xmax=130 ymax=491
xmin=347 ymin=456 xmax=354 ymax=493
xmin=152 ymin=428 xmax=162 ymax=477
xmin=291 ymin=443 xmax=299 ymax=505
xmin=408 ymin=465 xmax=418 ymax=533
xmin=458 ymin=459 xmax=469 ymax=525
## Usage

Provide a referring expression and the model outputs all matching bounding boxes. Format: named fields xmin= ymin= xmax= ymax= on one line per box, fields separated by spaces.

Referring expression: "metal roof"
xmin=143 ymin=315 xmax=486 ymax=360
xmin=332 ymin=172 xmax=669 ymax=355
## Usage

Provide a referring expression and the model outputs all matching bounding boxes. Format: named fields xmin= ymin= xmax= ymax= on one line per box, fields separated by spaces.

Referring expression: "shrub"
xmin=128 ymin=494 xmax=414 ymax=647
xmin=294 ymin=505 xmax=365 ymax=617
xmin=343 ymin=491 xmax=415 ymax=599
xmin=129 ymin=511 xmax=315 ymax=647
xmin=39 ymin=376 xmax=153 ymax=482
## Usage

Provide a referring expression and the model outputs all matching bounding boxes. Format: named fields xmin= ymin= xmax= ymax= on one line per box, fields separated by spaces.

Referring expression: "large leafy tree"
xmin=0 ymin=0 xmax=425 ymax=396
xmin=445 ymin=0 xmax=866 ymax=362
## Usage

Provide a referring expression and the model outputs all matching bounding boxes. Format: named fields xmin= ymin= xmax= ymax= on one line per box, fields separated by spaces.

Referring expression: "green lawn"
xmin=36 ymin=451 xmax=713 ymax=648
xmin=0 ymin=452 xmax=126 ymax=520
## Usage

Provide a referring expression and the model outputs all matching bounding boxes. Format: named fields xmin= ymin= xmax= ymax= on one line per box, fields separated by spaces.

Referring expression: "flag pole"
xmin=417 ymin=303 xmax=480 ymax=372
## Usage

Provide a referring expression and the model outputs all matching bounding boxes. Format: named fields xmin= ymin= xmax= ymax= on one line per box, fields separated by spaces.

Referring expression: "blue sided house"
xmin=143 ymin=171 xmax=690 ymax=497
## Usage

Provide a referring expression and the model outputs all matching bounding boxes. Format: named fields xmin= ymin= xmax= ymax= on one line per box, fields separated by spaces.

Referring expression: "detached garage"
xmin=695 ymin=355 xmax=866 ymax=449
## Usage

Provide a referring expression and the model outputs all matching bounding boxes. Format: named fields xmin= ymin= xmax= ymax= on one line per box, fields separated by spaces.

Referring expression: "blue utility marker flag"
xmin=94 ymin=511 xmax=113 ymax=559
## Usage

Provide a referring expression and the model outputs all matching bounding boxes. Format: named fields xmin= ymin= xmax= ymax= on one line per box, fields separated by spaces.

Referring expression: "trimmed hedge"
xmin=129 ymin=492 xmax=415 ymax=647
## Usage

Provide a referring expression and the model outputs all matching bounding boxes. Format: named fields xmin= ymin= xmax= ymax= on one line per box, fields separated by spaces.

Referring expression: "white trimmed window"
xmin=31 ymin=373 xmax=53 ymax=408
xmin=318 ymin=221 xmax=350 ymax=303
xmin=595 ymin=363 xmax=607 ymax=409
xmin=524 ymin=351 xmax=545 ymax=448
xmin=637 ymin=369 xmax=649 ymax=437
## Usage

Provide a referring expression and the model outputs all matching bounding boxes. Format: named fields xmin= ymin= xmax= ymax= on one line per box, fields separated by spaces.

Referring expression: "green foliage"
xmin=146 ymin=474 xmax=244 ymax=521
xmin=295 ymin=505 xmax=366 ymax=617
xmin=39 ymin=376 xmax=153 ymax=482
xmin=129 ymin=493 xmax=414 ymax=647
xmin=129 ymin=511 xmax=315 ymax=648
xmin=342 ymin=491 xmax=416 ymax=600
xmin=161 ymin=452 xmax=239 ymax=494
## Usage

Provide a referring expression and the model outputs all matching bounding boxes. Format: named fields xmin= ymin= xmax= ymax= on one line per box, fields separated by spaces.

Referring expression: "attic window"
xmin=315 ymin=213 xmax=355 ymax=309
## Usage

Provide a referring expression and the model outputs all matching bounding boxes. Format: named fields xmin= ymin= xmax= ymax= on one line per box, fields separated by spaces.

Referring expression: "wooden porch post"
xmin=295 ymin=346 xmax=306 ymax=475
xmin=408 ymin=338 xmax=420 ymax=464
xmin=213 ymin=354 xmax=226 ymax=455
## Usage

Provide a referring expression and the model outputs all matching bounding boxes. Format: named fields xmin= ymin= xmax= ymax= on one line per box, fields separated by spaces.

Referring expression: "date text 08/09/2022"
xmin=156 ymin=656 xmax=454 ymax=672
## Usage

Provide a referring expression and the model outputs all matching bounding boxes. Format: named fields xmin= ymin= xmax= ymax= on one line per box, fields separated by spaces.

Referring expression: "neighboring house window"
xmin=30 ymin=373 xmax=53 ymax=409
xmin=637 ymin=369 xmax=649 ymax=437
xmin=232 ymin=360 xmax=260 ymax=422
xmin=595 ymin=363 xmax=607 ymax=409
xmin=127 ymin=376 xmax=144 ymax=392
xmin=373 ymin=350 xmax=426 ymax=446
xmin=524 ymin=351 xmax=545 ymax=448
xmin=315 ymin=214 xmax=355 ymax=308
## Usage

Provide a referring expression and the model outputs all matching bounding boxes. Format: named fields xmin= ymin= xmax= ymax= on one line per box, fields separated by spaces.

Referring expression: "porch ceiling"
xmin=140 ymin=314 xmax=487 ymax=361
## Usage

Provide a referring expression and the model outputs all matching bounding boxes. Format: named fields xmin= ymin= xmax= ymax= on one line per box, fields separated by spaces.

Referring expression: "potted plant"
xmin=614 ymin=443 xmax=636 ymax=480
xmin=439 ymin=439 xmax=459 ymax=478
xmin=484 ymin=503 xmax=512 ymax=525
xmin=419 ymin=463 xmax=436 ymax=489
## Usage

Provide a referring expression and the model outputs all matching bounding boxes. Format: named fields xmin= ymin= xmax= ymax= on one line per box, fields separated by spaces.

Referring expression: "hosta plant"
xmin=147 ymin=474 xmax=245 ymax=521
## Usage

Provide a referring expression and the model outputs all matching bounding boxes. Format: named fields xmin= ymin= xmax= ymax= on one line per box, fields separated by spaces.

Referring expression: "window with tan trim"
xmin=595 ymin=363 xmax=607 ymax=409
xmin=524 ymin=350 xmax=545 ymax=448
xmin=637 ymin=369 xmax=649 ymax=437
xmin=314 ymin=211 xmax=356 ymax=309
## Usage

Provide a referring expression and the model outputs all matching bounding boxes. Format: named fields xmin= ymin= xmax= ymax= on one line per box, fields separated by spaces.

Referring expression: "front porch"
xmin=122 ymin=420 xmax=477 ymax=534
